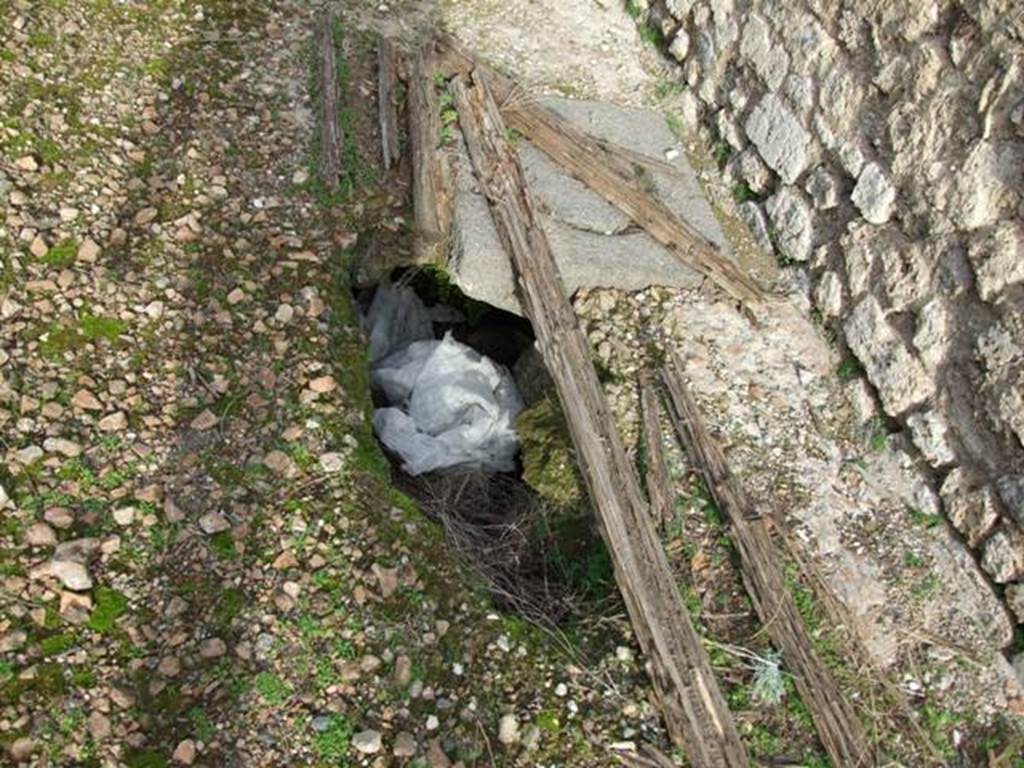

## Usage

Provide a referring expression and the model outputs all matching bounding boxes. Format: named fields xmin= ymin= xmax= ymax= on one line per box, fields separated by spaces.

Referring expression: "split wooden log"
xmin=640 ymin=381 xmax=674 ymax=531
xmin=451 ymin=69 xmax=749 ymax=768
xmin=317 ymin=12 xmax=342 ymax=192
xmin=407 ymin=42 xmax=453 ymax=262
xmin=434 ymin=36 xmax=763 ymax=306
xmin=378 ymin=38 xmax=401 ymax=171
xmin=660 ymin=353 xmax=873 ymax=767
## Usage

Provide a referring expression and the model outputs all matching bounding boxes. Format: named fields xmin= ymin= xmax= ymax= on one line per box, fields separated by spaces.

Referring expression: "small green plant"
xmin=654 ymin=79 xmax=685 ymax=101
xmin=731 ymin=181 xmax=760 ymax=204
xmin=255 ymin=672 xmax=291 ymax=705
xmin=40 ymin=237 xmax=78 ymax=268
xmin=835 ymin=357 xmax=863 ymax=383
xmin=87 ymin=587 xmax=128 ymax=634
xmin=713 ymin=141 xmax=732 ymax=168
xmin=313 ymin=714 xmax=353 ymax=760
xmin=750 ymin=650 xmax=785 ymax=705
xmin=40 ymin=633 xmax=78 ymax=657
xmin=188 ymin=707 xmax=216 ymax=742
xmin=209 ymin=531 xmax=237 ymax=560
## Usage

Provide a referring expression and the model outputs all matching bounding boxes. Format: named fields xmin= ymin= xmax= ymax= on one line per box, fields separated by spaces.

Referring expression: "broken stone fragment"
xmin=851 ymin=162 xmax=896 ymax=224
xmin=980 ymin=523 xmax=1024 ymax=583
xmin=744 ymin=93 xmax=810 ymax=184
xmin=24 ymin=522 xmax=57 ymax=547
xmin=98 ymin=411 xmax=127 ymax=432
xmin=189 ymin=409 xmax=219 ymax=431
xmin=54 ymin=537 xmax=100 ymax=563
xmin=172 ymin=739 xmax=196 ymax=765
xmin=198 ymin=512 xmax=230 ymax=535
xmin=498 ymin=714 xmax=520 ymax=745
xmin=31 ymin=560 xmax=92 ymax=591
xmin=60 ymin=591 xmax=93 ymax=625
xmin=352 ymin=729 xmax=383 ymax=754
xmin=393 ymin=731 xmax=417 ymax=757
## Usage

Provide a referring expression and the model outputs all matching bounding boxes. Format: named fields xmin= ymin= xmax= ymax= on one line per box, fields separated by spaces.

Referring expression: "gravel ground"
xmin=0 ymin=1 xmax=664 ymax=766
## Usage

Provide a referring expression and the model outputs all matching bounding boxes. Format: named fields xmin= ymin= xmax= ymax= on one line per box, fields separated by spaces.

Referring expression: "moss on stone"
xmin=515 ymin=396 xmax=584 ymax=508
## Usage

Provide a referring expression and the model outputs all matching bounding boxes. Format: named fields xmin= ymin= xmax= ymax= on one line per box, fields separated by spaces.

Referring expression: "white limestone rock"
xmin=766 ymin=188 xmax=813 ymax=261
xmin=851 ymin=162 xmax=896 ymax=224
xmin=745 ymin=94 xmax=810 ymax=184
xmin=906 ymin=410 xmax=956 ymax=467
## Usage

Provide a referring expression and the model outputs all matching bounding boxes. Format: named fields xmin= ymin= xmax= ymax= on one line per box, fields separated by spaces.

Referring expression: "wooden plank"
xmin=434 ymin=37 xmax=763 ymax=306
xmin=378 ymin=38 xmax=401 ymax=171
xmin=640 ymin=381 xmax=674 ymax=531
xmin=450 ymin=70 xmax=749 ymax=768
xmin=660 ymin=353 xmax=873 ymax=767
xmin=318 ymin=12 xmax=342 ymax=191
xmin=407 ymin=42 xmax=452 ymax=262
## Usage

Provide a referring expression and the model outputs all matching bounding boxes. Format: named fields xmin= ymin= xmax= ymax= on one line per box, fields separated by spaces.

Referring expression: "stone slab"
xmin=448 ymin=97 xmax=726 ymax=315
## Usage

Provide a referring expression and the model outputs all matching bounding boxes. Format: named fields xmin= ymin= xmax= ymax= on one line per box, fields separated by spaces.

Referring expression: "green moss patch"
xmin=87 ymin=587 xmax=128 ymax=634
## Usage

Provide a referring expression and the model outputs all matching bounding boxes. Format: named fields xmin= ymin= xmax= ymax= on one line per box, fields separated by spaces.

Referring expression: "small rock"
xmin=24 ymin=522 xmax=57 ymax=547
xmin=98 ymin=412 xmax=127 ymax=432
xmin=199 ymin=513 xmax=230 ymax=535
xmin=59 ymin=591 xmax=93 ymax=624
xmin=77 ymin=238 xmax=101 ymax=263
xmin=498 ymin=714 xmax=520 ymax=745
xmin=263 ymin=450 xmax=295 ymax=476
xmin=426 ymin=739 xmax=451 ymax=767
xmin=14 ymin=155 xmax=38 ymax=172
xmin=352 ymin=729 xmax=383 ymax=754
xmin=0 ymin=630 xmax=27 ymax=653
xmin=851 ymin=162 xmax=896 ymax=224
xmin=9 ymin=737 xmax=34 ymax=761
xmin=394 ymin=655 xmax=412 ymax=687
xmin=45 ymin=507 xmax=75 ymax=529
xmin=372 ymin=563 xmax=399 ymax=598
xmin=309 ymin=375 xmax=337 ymax=393
xmin=393 ymin=731 xmax=417 ymax=757
xmin=981 ymin=524 xmax=1024 ymax=583
xmin=226 ymin=287 xmax=245 ymax=305
xmin=172 ymin=739 xmax=196 ymax=765
xmin=43 ymin=437 xmax=82 ymax=457
xmin=319 ymin=452 xmax=344 ymax=474
xmin=200 ymin=637 xmax=227 ymax=658
xmin=274 ymin=304 xmax=294 ymax=323
xmin=72 ymin=389 xmax=103 ymax=410
xmin=190 ymin=409 xmax=219 ymax=431
xmin=54 ymin=537 xmax=100 ymax=563
xmin=272 ymin=550 xmax=298 ymax=570
xmin=112 ymin=507 xmax=136 ymax=526
xmin=32 ymin=560 xmax=92 ymax=591
xmin=157 ymin=655 xmax=181 ymax=677
xmin=521 ymin=724 xmax=541 ymax=750
xmin=87 ymin=711 xmax=111 ymax=741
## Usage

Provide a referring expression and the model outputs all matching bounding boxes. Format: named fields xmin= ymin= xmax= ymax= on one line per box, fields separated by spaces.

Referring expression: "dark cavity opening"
xmin=356 ymin=266 xmax=617 ymax=624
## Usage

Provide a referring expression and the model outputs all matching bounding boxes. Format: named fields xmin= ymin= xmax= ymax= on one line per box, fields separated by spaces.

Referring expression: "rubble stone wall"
xmin=637 ymin=0 xmax=1024 ymax=622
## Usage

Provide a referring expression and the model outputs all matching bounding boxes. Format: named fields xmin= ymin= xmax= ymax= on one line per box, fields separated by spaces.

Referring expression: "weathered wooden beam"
xmin=640 ymin=381 xmax=674 ymax=531
xmin=450 ymin=69 xmax=749 ymax=768
xmin=434 ymin=36 xmax=764 ymax=306
xmin=660 ymin=353 xmax=873 ymax=767
xmin=378 ymin=37 xmax=401 ymax=171
xmin=407 ymin=42 xmax=452 ymax=263
xmin=318 ymin=12 xmax=342 ymax=191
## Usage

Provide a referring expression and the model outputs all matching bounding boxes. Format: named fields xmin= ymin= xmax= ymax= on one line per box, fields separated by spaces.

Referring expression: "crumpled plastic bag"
xmin=365 ymin=279 xmax=434 ymax=362
xmin=372 ymin=332 xmax=524 ymax=475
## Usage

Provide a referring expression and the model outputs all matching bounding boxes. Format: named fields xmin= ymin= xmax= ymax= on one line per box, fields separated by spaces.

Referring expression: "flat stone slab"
xmin=448 ymin=97 xmax=725 ymax=315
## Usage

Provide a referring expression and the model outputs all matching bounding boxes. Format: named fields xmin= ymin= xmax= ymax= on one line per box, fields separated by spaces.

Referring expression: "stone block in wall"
xmin=941 ymin=468 xmax=1001 ymax=548
xmin=981 ymin=521 xmax=1024 ymax=584
xmin=745 ymin=93 xmax=810 ymax=184
xmin=880 ymin=240 xmax=933 ymax=312
xmin=813 ymin=270 xmax=844 ymax=318
xmin=804 ymin=167 xmax=840 ymax=210
xmin=999 ymin=384 xmax=1024 ymax=451
xmin=766 ymin=188 xmax=813 ymax=261
xmin=912 ymin=298 xmax=951 ymax=370
xmin=1006 ymin=582 xmax=1024 ymax=624
xmin=851 ymin=162 xmax=897 ymax=224
xmin=736 ymin=201 xmax=772 ymax=253
xmin=668 ymin=28 xmax=690 ymax=62
xmin=907 ymin=409 xmax=957 ymax=467
xmin=844 ymin=296 xmax=935 ymax=416
xmin=997 ymin=475 xmax=1024 ymax=529
xmin=968 ymin=220 xmax=1024 ymax=303
xmin=976 ymin=322 xmax=1023 ymax=373
xmin=739 ymin=13 xmax=788 ymax=91
xmin=952 ymin=140 xmax=1024 ymax=231
xmin=734 ymin=147 xmax=770 ymax=193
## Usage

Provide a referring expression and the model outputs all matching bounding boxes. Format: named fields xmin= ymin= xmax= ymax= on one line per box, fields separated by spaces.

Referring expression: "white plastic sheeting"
xmin=365 ymin=280 xmax=524 ymax=475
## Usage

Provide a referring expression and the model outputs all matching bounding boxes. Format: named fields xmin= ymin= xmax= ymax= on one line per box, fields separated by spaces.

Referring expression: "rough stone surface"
xmin=851 ymin=163 xmax=896 ymax=224
xmin=765 ymin=188 xmax=813 ymax=262
xmin=744 ymin=93 xmax=810 ymax=184
xmin=844 ymin=297 xmax=934 ymax=415
xmin=449 ymin=97 xmax=719 ymax=316
xmin=981 ymin=523 xmax=1024 ymax=583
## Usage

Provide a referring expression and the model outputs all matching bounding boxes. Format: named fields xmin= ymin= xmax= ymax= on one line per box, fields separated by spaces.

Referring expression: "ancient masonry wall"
xmin=635 ymin=0 xmax=1024 ymax=626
